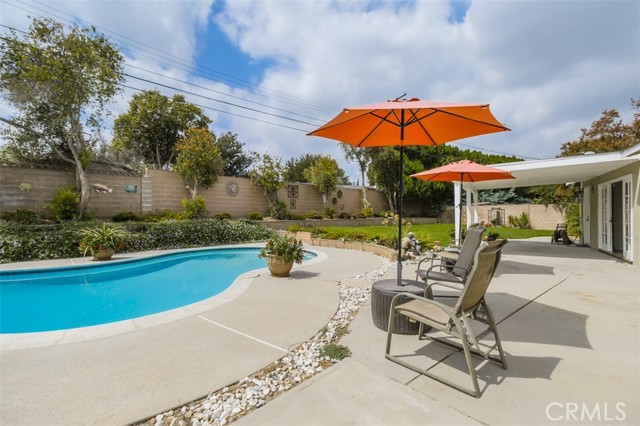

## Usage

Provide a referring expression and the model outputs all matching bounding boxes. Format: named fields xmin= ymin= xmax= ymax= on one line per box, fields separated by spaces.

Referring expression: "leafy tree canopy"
xmin=284 ymin=153 xmax=349 ymax=184
xmin=367 ymin=144 xmax=522 ymax=212
xmin=174 ymin=128 xmax=223 ymax=198
xmin=534 ymin=98 xmax=639 ymax=209
xmin=303 ymin=155 xmax=341 ymax=208
xmin=110 ymin=90 xmax=211 ymax=170
xmin=249 ymin=153 xmax=286 ymax=207
xmin=0 ymin=17 xmax=124 ymax=218
xmin=341 ymin=144 xmax=371 ymax=207
xmin=559 ymin=99 xmax=639 ymax=157
xmin=215 ymin=132 xmax=255 ymax=176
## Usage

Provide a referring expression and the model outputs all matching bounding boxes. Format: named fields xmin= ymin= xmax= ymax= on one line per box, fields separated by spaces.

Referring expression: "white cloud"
xmin=2 ymin=0 xmax=638 ymax=183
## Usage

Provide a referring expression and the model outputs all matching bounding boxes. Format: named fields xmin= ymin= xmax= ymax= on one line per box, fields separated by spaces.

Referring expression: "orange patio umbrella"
xmin=307 ymin=97 xmax=510 ymax=285
xmin=411 ymin=160 xmax=515 ymax=234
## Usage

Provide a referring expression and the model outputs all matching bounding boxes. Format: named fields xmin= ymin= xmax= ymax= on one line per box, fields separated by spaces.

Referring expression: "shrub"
xmin=448 ymin=226 xmax=467 ymax=241
xmin=141 ymin=210 xmax=181 ymax=222
xmin=214 ymin=212 xmax=232 ymax=220
xmin=112 ymin=211 xmax=141 ymax=222
xmin=1 ymin=209 xmax=41 ymax=224
xmin=1 ymin=219 xmax=276 ymax=263
xmin=181 ymin=196 xmax=206 ymax=219
xmin=508 ymin=212 xmax=532 ymax=229
xmin=356 ymin=205 xmax=373 ymax=218
xmin=246 ymin=211 xmax=263 ymax=221
xmin=268 ymin=201 xmax=289 ymax=220
xmin=305 ymin=210 xmax=324 ymax=220
xmin=0 ymin=222 xmax=80 ymax=262
xmin=50 ymin=187 xmax=79 ymax=222
xmin=564 ymin=201 xmax=580 ymax=236
xmin=322 ymin=207 xmax=336 ymax=219
xmin=287 ymin=212 xmax=307 ymax=220
xmin=320 ymin=343 xmax=352 ymax=360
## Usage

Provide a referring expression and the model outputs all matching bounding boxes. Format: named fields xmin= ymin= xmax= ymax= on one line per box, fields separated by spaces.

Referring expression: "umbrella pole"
xmin=397 ymin=145 xmax=404 ymax=286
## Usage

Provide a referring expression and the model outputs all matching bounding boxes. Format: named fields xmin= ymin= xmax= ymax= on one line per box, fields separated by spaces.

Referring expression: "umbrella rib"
xmin=408 ymin=109 xmax=438 ymax=146
xmin=355 ymin=110 xmax=395 ymax=147
xmin=430 ymin=108 xmax=511 ymax=131
xmin=306 ymin=110 xmax=372 ymax=135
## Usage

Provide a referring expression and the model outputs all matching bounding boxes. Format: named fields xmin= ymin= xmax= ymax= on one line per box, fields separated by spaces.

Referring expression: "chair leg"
xmin=385 ymin=309 xmax=482 ymax=398
xmin=481 ymin=300 xmax=508 ymax=369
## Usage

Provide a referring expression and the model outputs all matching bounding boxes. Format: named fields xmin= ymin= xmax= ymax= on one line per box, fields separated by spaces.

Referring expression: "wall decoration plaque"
xmin=225 ymin=181 xmax=239 ymax=197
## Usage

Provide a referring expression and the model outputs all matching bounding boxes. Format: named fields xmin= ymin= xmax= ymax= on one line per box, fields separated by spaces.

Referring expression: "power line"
xmin=10 ymin=0 xmax=339 ymax=116
xmin=120 ymin=84 xmax=310 ymax=133
xmin=123 ymin=73 xmax=318 ymax=127
xmin=124 ymin=63 xmax=323 ymax=123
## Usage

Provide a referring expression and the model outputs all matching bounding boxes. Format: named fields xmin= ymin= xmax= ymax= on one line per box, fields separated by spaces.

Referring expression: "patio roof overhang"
xmin=464 ymin=144 xmax=640 ymax=191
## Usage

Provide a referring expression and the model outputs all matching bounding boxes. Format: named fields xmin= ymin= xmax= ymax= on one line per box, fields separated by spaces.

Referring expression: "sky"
xmin=1 ymin=0 xmax=638 ymax=184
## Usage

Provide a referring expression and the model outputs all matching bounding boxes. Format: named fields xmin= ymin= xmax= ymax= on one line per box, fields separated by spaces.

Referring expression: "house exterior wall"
xmin=584 ymin=161 xmax=639 ymax=265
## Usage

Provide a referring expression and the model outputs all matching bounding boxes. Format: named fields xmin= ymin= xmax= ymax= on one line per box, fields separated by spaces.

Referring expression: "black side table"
xmin=371 ymin=279 xmax=433 ymax=335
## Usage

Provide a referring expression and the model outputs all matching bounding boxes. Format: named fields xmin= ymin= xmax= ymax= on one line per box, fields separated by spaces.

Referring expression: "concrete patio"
xmin=1 ymin=238 xmax=638 ymax=425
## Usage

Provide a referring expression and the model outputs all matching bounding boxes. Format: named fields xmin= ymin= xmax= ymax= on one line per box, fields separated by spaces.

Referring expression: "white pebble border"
xmin=137 ymin=257 xmax=395 ymax=426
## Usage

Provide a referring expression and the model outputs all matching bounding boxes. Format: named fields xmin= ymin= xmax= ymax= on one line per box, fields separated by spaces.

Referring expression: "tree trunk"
xmin=386 ymin=191 xmax=396 ymax=212
xmin=322 ymin=193 xmax=328 ymax=209
xmin=68 ymin=116 xmax=91 ymax=219
xmin=360 ymin=168 xmax=370 ymax=208
xmin=76 ymin=164 xmax=91 ymax=219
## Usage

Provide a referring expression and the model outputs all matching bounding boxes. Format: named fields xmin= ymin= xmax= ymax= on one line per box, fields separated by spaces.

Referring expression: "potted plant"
xmin=484 ymin=231 xmax=500 ymax=242
xmin=258 ymin=233 xmax=305 ymax=277
xmin=78 ymin=223 xmax=128 ymax=261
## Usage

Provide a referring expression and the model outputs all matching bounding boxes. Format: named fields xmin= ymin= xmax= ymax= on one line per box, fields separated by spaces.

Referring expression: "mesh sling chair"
xmin=415 ymin=226 xmax=485 ymax=290
xmin=386 ymin=243 xmax=508 ymax=397
xmin=425 ymin=239 xmax=508 ymax=295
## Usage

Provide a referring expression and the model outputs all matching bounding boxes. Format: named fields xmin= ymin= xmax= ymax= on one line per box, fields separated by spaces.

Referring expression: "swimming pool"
xmin=0 ymin=247 xmax=315 ymax=334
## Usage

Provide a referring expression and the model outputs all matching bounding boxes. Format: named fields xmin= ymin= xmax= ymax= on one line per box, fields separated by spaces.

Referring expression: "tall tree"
xmin=303 ymin=155 xmax=341 ymax=208
xmin=367 ymin=147 xmax=401 ymax=211
xmin=215 ymin=132 xmax=255 ymax=176
xmin=111 ymin=90 xmax=211 ymax=170
xmin=249 ymin=153 xmax=286 ymax=209
xmin=284 ymin=153 xmax=350 ymax=184
xmin=174 ymin=128 xmax=224 ymax=198
xmin=559 ymin=99 xmax=639 ymax=157
xmin=341 ymin=145 xmax=371 ymax=207
xmin=0 ymin=18 xmax=124 ymax=218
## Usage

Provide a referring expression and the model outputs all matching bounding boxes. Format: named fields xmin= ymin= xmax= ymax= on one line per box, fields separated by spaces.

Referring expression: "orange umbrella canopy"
xmin=307 ymin=98 xmax=510 ymax=147
xmin=411 ymin=160 xmax=515 ymax=183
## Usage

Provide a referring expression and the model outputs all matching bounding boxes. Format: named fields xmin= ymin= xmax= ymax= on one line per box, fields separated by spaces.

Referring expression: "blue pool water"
xmin=0 ymin=247 xmax=314 ymax=334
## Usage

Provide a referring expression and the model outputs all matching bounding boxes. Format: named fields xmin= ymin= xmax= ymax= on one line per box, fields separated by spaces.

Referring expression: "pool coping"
xmin=0 ymin=243 xmax=328 ymax=352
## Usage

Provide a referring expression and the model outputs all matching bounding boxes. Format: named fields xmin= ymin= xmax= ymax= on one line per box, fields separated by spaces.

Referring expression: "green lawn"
xmin=296 ymin=223 xmax=553 ymax=249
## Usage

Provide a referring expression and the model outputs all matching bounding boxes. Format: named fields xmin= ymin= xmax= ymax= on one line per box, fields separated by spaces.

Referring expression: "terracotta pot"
xmin=92 ymin=247 xmax=115 ymax=261
xmin=265 ymin=254 xmax=294 ymax=277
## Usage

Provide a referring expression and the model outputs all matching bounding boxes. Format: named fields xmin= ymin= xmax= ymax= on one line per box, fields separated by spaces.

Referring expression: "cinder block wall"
xmin=0 ymin=167 xmax=141 ymax=217
xmin=0 ymin=166 xmax=562 ymax=228
xmin=0 ymin=166 xmax=388 ymax=219
xmin=445 ymin=204 xmax=563 ymax=230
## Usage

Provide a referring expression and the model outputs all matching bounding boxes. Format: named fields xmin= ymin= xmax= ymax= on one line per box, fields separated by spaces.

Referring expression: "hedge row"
xmin=0 ymin=219 xmax=276 ymax=263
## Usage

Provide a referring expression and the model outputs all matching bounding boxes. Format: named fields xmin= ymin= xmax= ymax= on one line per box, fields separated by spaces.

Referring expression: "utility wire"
xmin=124 ymin=63 xmax=324 ymax=123
xmin=120 ymin=84 xmax=310 ymax=133
xmin=123 ymin=73 xmax=318 ymax=127
xmin=10 ymin=0 xmax=338 ymax=115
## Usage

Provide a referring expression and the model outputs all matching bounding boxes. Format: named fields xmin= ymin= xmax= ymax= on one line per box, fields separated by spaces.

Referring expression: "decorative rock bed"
xmin=137 ymin=258 xmax=395 ymax=426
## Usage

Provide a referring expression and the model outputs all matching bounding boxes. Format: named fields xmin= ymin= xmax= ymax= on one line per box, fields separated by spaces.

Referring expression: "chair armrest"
xmin=389 ymin=292 xmax=459 ymax=325
xmin=426 ymin=280 xmax=464 ymax=291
